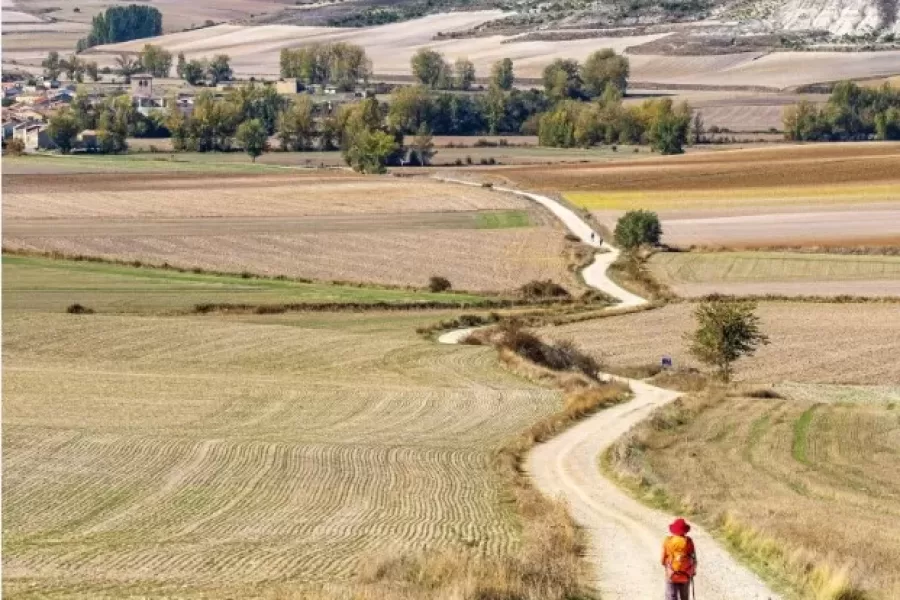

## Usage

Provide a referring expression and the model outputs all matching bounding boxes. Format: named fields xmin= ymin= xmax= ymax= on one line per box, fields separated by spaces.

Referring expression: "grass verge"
xmin=603 ymin=390 xmax=875 ymax=600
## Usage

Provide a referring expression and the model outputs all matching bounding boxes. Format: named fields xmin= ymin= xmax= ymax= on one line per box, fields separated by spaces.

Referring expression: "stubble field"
xmin=609 ymin=390 xmax=900 ymax=599
xmin=2 ymin=260 xmax=563 ymax=597
xmin=540 ymin=302 xmax=900 ymax=384
xmin=648 ymin=251 xmax=900 ymax=298
xmin=2 ymin=170 xmax=582 ymax=293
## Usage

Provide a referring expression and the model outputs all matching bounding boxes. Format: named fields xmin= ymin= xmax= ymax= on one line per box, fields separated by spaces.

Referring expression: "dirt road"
xmin=439 ymin=180 xmax=780 ymax=599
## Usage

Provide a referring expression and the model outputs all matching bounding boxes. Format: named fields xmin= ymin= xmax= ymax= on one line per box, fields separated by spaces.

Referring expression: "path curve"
xmin=436 ymin=177 xmax=780 ymax=600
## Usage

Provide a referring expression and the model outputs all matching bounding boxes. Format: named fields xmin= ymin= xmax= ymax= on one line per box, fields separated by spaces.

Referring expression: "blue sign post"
xmin=661 ymin=356 xmax=673 ymax=369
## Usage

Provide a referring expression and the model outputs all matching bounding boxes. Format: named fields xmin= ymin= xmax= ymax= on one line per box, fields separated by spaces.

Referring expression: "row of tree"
xmin=48 ymin=94 xmax=139 ymax=154
xmin=783 ymin=81 xmax=900 ymax=141
xmin=77 ymin=5 xmax=163 ymax=52
xmin=538 ymin=90 xmax=695 ymax=154
xmin=279 ymin=43 xmax=372 ymax=91
xmin=41 ymin=52 xmax=100 ymax=83
xmin=542 ymin=51 xmax=630 ymax=102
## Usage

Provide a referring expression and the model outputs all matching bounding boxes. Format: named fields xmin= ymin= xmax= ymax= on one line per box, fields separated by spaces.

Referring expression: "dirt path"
xmin=438 ymin=179 xmax=780 ymax=599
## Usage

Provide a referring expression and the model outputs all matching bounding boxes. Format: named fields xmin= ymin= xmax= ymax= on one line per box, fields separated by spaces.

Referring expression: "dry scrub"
xmin=605 ymin=390 xmax=900 ymax=599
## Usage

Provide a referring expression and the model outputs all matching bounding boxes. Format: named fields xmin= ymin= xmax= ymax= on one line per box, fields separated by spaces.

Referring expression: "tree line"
xmin=77 ymin=5 xmax=163 ymax=52
xmin=783 ymin=81 xmax=900 ymax=141
xmin=279 ymin=43 xmax=372 ymax=91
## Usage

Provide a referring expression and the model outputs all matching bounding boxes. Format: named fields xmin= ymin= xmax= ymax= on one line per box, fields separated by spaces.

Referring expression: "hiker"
xmin=662 ymin=518 xmax=697 ymax=600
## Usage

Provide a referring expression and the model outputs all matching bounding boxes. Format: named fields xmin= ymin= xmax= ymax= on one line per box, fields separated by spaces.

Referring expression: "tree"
xmin=140 ymin=44 xmax=173 ymax=78
xmin=115 ymin=53 xmax=140 ymax=83
xmin=614 ymin=210 xmax=662 ymax=250
xmin=543 ymin=59 xmax=581 ymax=103
xmin=691 ymin=111 xmax=704 ymax=145
xmin=78 ymin=5 xmax=162 ymax=50
xmin=409 ymin=124 xmax=435 ymax=166
xmin=484 ymin=84 xmax=506 ymax=135
xmin=207 ymin=55 xmax=233 ymax=84
xmin=42 ymin=51 xmax=61 ymax=80
xmin=48 ymin=108 xmax=80 ymax=154
xmin=280 ymin=43 xmax=370 ymax=89
xmin=85 ymin=61 xmax=100 ymax=82
xmin=686 ymin=299 xmax=769 ymax=382
xmin=387 ymin=85 xmax=433 ymax=134
xmin=182 ymin=60 xmax=206 ymax=85
xmin=60 ymin=55 xmax=81 ymax=81
xmin=277 ymin=95 xmax=315 ymax=150
xmin=454 ymin=57 xmax=475 ymax=91
xmin=235 ymin=118 xmax=269 ymax=162
xmin=176 ymin=52 xmax=187 ymax=78
xmin=581 ymin=49 xmax=629 ymax=98
xmin=343 ymin=128 xmax=399 ymax=174
xmin=491 ymin=58 xmax=514 ymax=91
xmin=411 ymin=48 xmax=449 ymax=88
xmin=646 ymin=99 xmax=691 ymax=155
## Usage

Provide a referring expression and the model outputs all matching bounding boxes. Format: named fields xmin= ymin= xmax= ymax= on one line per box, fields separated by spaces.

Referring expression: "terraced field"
xmin=649 ymin=251 xmax=900 ymax=298
xmin=540 ymin=302 xmax=900 ymax=384
xmin=609 ymin=390 xmax=900 ymax=598
xmin=2 ymin=263 xmax=562 ymax=597
xmin=2 ymin=171 xmax=581 ymax=292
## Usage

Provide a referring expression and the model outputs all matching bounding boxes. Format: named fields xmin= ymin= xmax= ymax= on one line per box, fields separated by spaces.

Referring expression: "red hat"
xmin=669 ymin=518 xmax=690 ymax=536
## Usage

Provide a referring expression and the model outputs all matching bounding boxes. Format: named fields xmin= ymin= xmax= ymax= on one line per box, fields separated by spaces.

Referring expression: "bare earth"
xmin=2 ymin=172 xmax=580 ymax=292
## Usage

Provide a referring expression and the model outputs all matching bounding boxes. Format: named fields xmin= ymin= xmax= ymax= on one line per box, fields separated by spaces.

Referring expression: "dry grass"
xmin=2 ymin=172 xmax=581 ymax=293
xmin=538 ymin=302 xmax=900 ymax=384
xmin=605 ymin=390 xmax=900 ymax=599
xmin=649 ymin=251 xmax=900 ymax=298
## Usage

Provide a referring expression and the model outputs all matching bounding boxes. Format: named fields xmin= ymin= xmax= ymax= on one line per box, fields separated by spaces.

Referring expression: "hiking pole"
xmin=692 ymin=576 xmax=696 ymax=600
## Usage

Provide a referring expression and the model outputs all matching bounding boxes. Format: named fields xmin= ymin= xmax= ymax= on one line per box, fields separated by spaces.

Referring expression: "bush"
xmin=614 ymin=209 xmax=662 ymax=250
xmin=6 ymin=138 xmax=25 ymax=156
xmin=519 ymin=280 xmax=571 ymax=300
xmin=427 ymin=276 xmax=452 ymax=292
xmin=66 ymin=303 xmax=94 ymax=314
xmin=492 ymin=321 xmax=601 ymax=379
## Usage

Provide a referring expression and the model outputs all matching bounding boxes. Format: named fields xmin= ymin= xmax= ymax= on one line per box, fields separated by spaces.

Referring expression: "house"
xmin=15 ymin=123 xmax=55 ymax=151
xmin=49 ymin=89 xmax=75 ymax=104
xmin=78 ymin=129 xmax=98 ymax=151
xmin=2 ymin=118 xmax=22 ymax=139
xmin=276 ymin=78 xmax=303 ymax=94
xmin=132 ymin=74 xmax=153 ymax=98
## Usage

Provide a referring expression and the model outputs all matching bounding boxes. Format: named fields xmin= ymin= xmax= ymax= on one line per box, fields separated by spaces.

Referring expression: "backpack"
xmin=667 ymin=536 xmax=695 ymax=583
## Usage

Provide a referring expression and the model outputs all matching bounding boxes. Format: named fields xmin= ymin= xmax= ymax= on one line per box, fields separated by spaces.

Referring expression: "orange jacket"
xmin=661 ymin=535 xmax=697 ymax=583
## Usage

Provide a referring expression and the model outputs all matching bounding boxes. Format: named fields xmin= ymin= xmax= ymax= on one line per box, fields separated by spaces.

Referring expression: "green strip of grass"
xmin=791 ymin=404 xmax=820 ymax=465
xmin=2 ymin=255 xmax=497 ymax=314
xmin=475 ymin=210 xmax=531 ymax=229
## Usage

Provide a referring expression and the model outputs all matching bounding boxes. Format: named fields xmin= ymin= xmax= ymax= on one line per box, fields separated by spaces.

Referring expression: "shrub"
xmin=614 ymin=209 xmax=662 ymax=250
xmin=66 ymin=303 xmax=94 ymax=314
xmin=489 ymin=321 xmax=601 ymax=379
xmin=6 ymin=138 xmax=25 ymax=156
xmin=427 ymin=276 xmax=451 ymax=292
xmin=519 ymin=279 xmax=571 ymax=300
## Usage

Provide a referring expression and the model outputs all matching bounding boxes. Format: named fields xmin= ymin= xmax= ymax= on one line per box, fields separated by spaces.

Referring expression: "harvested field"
xmin=2 ymin=172 xmax=581 ymax=292
xmin=608 ymin=391 xmax=900 ymax=598
xmin=3 ymin=292 xmax=563 ymax=596
xmin=1 ymin=255 xmax=495 ymax=313
xmin=539 ymin=302 xmax=900 ymax=384
xmin=649 ymin=251 xmax=900 ymax=297
xmin=74 ymin=11 xmax=900 ymax=88
xmin=498 ymin=143 xmax=900 ymax=248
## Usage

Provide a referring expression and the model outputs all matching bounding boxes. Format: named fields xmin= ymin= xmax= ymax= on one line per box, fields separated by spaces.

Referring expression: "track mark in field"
xmin=792 ymin=404 xmax=820 ymax=465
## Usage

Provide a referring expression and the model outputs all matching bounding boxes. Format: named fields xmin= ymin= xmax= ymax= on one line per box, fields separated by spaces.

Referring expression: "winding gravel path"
xmin=437 ymin=178 xmax=780 ymax=600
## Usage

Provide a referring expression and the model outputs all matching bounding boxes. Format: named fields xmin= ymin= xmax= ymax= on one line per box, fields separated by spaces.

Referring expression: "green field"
xmin=649 ymin=251 xmax=900 ymax=284
xmin=2 ymin=256 xmax=560 ymax=598
xmin=475 ymin=210 xmax=531 ymax=229
xmin=1 ymin=255 xmax=497 ymax=314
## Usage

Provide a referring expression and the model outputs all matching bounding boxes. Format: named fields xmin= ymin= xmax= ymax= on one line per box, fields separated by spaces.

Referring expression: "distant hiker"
xmin=590 ymin=231 xmax=596 ymax=242
xmin=662 ymin=518 xmax=696 ymax=600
